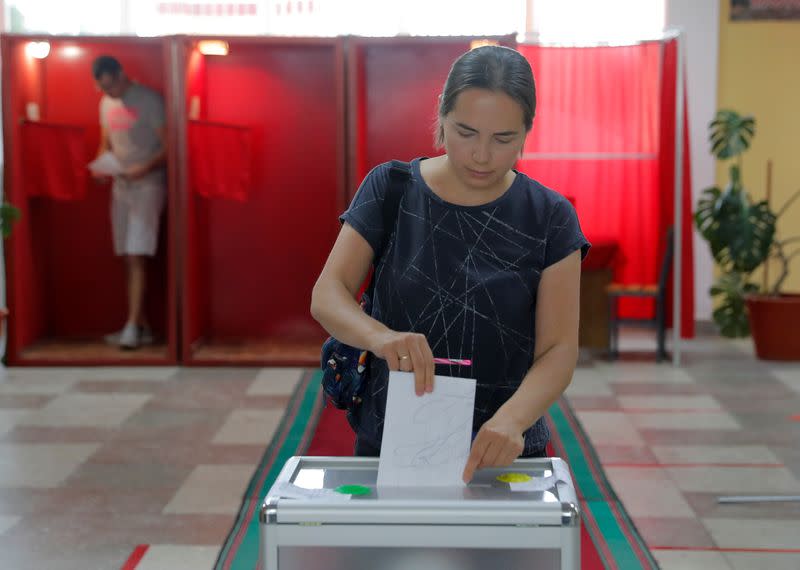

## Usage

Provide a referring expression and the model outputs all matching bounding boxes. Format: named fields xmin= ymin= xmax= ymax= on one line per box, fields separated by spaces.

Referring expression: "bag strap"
xmin=375 ymin=160 xmax=412 ymax=261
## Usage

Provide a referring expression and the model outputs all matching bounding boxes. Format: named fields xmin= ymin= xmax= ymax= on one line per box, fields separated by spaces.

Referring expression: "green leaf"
xmin=693 ymin=182 xmax=775 ymax=273
xmin=708 ymin=110 xmax=755 ymax=160
xmin=0 ymin=202 xmax=21 ymax=239
xmin=709 ymin=273 xmax=759 ymax=338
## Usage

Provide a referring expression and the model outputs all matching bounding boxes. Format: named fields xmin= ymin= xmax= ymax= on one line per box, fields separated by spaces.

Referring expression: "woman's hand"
xmin=462 ymin=413 xmax=525 ymax=483
xmin=371 ymin=330 xmax=435 ymax=396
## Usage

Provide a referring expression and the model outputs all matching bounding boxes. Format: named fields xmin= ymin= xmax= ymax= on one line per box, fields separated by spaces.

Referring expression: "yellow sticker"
xmin=497 ymin=472 xmax=531 ymax=483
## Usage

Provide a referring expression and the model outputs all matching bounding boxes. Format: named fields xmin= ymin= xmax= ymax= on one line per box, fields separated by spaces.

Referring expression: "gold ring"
xmin=399 ymin=355 xmax=410 ymax=360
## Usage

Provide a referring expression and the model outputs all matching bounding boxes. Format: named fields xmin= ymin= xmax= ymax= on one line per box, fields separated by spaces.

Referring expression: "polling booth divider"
xmin=1 ymin=34 xmax=179 ymax=365
xmin=177 ymin=36 xmax=346 ymax=366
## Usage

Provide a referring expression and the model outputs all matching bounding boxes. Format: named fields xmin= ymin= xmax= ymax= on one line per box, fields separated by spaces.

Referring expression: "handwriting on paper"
xmin=377 ymin=371 xmax=476 ymax=487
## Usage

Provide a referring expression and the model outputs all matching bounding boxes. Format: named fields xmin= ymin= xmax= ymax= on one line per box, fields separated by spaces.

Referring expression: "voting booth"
xmin=261 ymin=456 xmax=580 ymax=570
xmin=177 ymin=37 xmax=346 ymax=366
xmin=346 ymin=35 xmax=515 ymax=196
xmin=1 ymin=35 xmax=178 ymax=365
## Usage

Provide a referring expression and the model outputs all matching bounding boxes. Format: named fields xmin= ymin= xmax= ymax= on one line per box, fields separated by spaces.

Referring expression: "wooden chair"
xmin=607 ymin=227 xmax=674 ymax=362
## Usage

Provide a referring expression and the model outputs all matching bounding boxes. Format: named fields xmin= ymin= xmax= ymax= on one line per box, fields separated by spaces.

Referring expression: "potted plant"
xmin=695 ymin=110 xmax=800 ymax=359
xmin=1 ymin=201 xmax=20 ymax=238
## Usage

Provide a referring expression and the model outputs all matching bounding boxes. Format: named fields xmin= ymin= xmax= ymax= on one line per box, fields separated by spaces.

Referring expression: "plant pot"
xmin=745 ymin=294 xmax=800 ymax=361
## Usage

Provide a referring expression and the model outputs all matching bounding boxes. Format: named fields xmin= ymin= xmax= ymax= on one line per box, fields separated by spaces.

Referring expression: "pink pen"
xmin=433 ymin=357 xmax=472 ymax=366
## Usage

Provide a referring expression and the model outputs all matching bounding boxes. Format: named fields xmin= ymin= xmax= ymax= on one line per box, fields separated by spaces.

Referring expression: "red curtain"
xmin=659 ymin=40 xmax=695 ymax=339
xmin=188 ymin=120 xmax=252 ymax=201
xmin=21 ymin=121 xmax=88 ymax=201
xmin=517 ymin=41 xmax=694 ymax=338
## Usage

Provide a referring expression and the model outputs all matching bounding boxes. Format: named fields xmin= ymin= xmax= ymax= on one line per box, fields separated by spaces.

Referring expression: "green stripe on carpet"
xmin=216 ymin=371 xmax=324 ymax=570
xmin=549 ymin=398 xmax=659 ymax=569
xmin=217 ymin=375 xmax=657 ymax=569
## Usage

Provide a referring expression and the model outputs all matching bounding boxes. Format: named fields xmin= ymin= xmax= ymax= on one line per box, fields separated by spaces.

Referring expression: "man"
xmin=92 ymin=56 xmax=166 ymax=349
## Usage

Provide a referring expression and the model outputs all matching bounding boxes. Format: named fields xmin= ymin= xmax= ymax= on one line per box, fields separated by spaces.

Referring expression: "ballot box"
xmin=260 ymin=456 xmax=580 ymax=570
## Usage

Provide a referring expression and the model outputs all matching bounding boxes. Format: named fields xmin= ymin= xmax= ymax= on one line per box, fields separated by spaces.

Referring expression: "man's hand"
xmin=462 ymin=413 xmax=525 ymax=483
xmin=123 ymin=162 xmax=151 ymax=181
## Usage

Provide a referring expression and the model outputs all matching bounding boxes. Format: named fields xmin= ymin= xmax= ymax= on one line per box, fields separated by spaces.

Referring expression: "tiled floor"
xmin=568 ymin=331 xmax=800 ymax=569
xmin=0 ymin=332 xmax=797 ymax=569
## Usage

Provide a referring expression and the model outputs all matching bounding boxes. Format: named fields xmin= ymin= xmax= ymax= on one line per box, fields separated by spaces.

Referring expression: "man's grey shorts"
xmin=111 ymin=177 xmax=166 ymax=257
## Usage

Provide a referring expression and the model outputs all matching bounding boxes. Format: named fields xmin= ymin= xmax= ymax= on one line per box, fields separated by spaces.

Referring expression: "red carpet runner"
xmin=216 ymin=372 xmax=658 ymax=569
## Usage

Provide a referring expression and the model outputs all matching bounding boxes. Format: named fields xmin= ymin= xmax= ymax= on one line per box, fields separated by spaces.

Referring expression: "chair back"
xmin=657 ymin=227 xmax=675 ymax=296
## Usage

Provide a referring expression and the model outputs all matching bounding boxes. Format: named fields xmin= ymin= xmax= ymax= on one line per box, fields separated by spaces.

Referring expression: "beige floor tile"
xmin=137 ymin=545 xmax=221 ymax=570
xmin=604 ymin=466 xmax=695 ymax=518
xmin=770 ymin=366 xmax=800 ymax=394
xmin=0 ymin=373 xmax=77 ymax=396
xmin=0 ymin=411 xmax=32 ymax=436
xmin=0 ymin=515 xmax=20 ymax=536
xmin=163 ymin=465 xmax=254 ymax=515
xmin=726 ymin=552 xmax=800 ymax=570
xmin=572 ymin=411 xmax=646 ymax=446
xmin=666 ymin=465 xmax=800 ymax=494
xmin=247 ymin=368 xmax=303 ymax=396
xmin=595 ymin=362 xmax=694 ymax=384
xmin=653 ymin=549 xmax=732 ymax=570
xmin=629 ymin=411 xmax=741 ymax=430
xmin=0 ymin=367 xmax=81 ymax=381
xmin=652 ymin=445 xmax=781 ymax=465
xmin=704 ymin=518 xmax=800 ymax=550
xmin=71 ymin=367 xmax=179 ymax=382
xmin=729 ymin=338 xmax=756 ymax=356
xmin=19 ymin=394 xmax=151 ymax=428
xmin=565 ymin=370 xmax=613 ymax=396
xmin=618 ymin=395 xmax=722 ymax=410
xmin=212 ymin=409 xmax=284 ymax=445
xmin=0 ymin=443 xmax=99 ymax=487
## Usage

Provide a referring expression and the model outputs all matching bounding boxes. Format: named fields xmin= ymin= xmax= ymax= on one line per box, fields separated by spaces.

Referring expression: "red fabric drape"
xmin=21 ymin=121 xmax=88 ymax=201
xmin=517 ymin=42 xmax=694 ymax=337
xmin=188 ymin=120 xmax=252 ymax=201
xmin=659 ymin=40 xmax=695 ymax=338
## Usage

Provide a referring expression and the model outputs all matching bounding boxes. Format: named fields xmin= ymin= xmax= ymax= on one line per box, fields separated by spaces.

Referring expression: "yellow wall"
xmin=718 ymin=0 xmax=800 ymax=292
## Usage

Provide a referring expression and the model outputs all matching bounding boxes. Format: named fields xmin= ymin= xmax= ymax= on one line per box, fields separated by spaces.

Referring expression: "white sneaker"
xmin=139 ymin=326 xmax=155 ymax=346
xmin=105 ymin=325 xmax=154 ymax=347
xmin=104 ymin=327 xmax=126 ymax=346
xmin=118 ymin=322 xmax=140 ymax=350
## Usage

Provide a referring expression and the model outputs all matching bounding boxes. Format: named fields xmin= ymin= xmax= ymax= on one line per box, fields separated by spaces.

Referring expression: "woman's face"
xmin=442 ymin=88 xmax=528 ymax=192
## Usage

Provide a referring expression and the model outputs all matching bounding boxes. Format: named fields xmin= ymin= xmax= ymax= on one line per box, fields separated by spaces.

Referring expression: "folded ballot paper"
xmin=88 ymin=151 xmax=123 ymax=177
xmin=377 ymin=371 xmax=477 ymax=488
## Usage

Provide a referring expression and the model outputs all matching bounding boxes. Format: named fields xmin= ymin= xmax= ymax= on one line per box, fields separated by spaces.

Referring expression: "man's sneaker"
xmin=104 ymin=326 xmax=126 ymax=346
xmin=118 ymin=322 xmax=141 ymax=350
xmin=138 ymin=326 xmax=155 ymax=346
xmin=105 ymin=325 xmax=154 ymax=347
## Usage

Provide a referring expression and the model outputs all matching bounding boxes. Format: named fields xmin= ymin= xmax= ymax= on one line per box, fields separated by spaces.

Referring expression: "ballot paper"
xmin=88 ymin=151 xmax=123 ymax=177
xmin=377 ymin=371 xmax=476 ymax=487
xmin=272 ymin=482 xmax=351 ymax=502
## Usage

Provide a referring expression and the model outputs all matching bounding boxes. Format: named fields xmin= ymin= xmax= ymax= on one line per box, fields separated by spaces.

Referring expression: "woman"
xmin=311 ymin=45 xmax=590 ymax=483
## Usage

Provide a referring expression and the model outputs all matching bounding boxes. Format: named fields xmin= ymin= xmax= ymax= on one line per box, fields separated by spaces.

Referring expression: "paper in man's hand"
xmin=377 ymin=371 xmax=476 ymax=487
xmin=88 ymin=151 xmax=123 ymax=177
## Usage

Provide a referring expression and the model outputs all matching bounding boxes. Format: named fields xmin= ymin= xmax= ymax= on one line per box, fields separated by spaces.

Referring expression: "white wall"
xmin=666 ymin=0 xmax=719 ymax=322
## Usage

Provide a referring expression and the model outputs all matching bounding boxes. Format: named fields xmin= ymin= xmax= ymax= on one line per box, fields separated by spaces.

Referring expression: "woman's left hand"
xmin=462 ymin=414 xmax=525 ymax=483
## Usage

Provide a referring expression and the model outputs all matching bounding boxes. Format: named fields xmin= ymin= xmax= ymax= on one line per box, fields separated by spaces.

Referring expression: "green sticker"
xmin=335 ymin=484 xmax=371 ymax=496
xmin=497 ymin=472 xmax=532 ymax=483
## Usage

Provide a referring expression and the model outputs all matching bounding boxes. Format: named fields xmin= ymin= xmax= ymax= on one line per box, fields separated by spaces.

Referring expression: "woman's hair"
xmin=435 ymin=45 xmax=536 ymax=147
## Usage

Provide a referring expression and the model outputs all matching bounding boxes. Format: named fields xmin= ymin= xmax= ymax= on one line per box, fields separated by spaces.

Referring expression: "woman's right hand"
xmin=371 ymin=331 xmax=435 ymax=396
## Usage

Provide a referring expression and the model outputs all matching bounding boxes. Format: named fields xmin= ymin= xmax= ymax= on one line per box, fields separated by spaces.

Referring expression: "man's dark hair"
xmin=92 ymin=55 xmax=123 ymax=80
